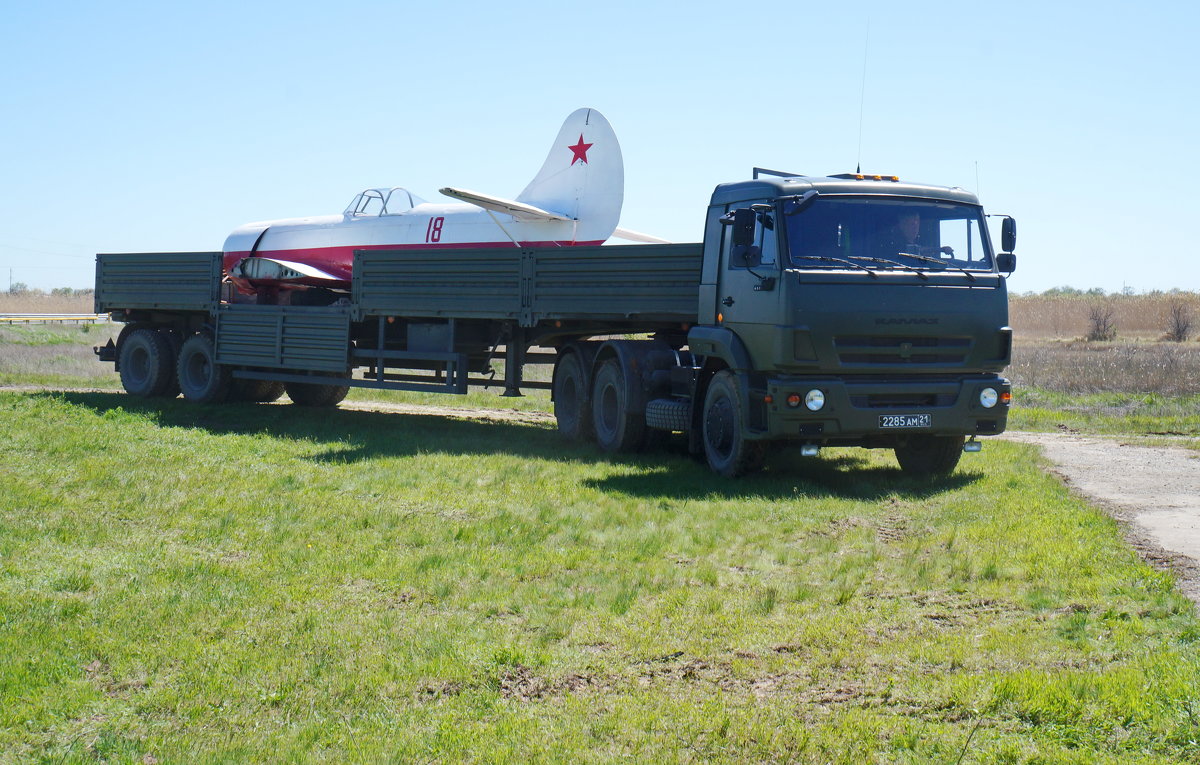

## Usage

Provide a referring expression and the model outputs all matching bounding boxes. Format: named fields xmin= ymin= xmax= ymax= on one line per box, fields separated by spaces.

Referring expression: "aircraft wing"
xmin=440 ymin=187 xmax=573 ymax=222
xmin=612 ymin=228 xmax=672 ymax=244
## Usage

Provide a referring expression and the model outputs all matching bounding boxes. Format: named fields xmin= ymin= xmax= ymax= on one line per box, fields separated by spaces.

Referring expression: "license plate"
xmin=879 ymin=414 xmax=931 ymax=429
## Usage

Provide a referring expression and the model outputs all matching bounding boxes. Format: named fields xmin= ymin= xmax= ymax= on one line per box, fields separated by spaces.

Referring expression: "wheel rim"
xmin=127 ymin=344 xmax=150 ymax=386
xmin=705 ymin=394 xmax=735 ymax=459
xmin=184 ymin=350 xmax=210 ymax=389
xmin=558 ymin=375 xmax=578 ymax=427
xmin=598 ymin=381 xmax=619 ymax=436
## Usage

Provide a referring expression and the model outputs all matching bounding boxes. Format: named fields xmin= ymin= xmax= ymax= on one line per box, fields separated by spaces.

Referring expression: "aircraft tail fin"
xmin=515 ymin=107 xmax=624 ymax=243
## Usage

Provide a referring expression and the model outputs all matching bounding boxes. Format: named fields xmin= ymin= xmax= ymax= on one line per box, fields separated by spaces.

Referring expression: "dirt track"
xmin=1002 ymin=431 xmax=1200 ymax=604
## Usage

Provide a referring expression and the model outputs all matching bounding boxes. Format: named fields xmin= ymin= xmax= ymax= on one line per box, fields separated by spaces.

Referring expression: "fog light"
xmin=804 ymin=389 xmax=825 ymax=411
xmin=979 ymin=387 xmax=998 ymax=408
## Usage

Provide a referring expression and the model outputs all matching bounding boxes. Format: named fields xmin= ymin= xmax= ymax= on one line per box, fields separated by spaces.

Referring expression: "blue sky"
xmin=2 ymin=1 xmax=1197 ymax=293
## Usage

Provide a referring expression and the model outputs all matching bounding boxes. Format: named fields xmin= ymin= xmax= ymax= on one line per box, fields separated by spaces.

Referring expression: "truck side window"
xmin=724 ymin=201 xmax=777 ymax=270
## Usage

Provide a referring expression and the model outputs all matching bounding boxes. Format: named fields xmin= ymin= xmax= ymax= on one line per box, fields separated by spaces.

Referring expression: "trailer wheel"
xmin=285 ymin=379 xmax=349 ymax=407
xmin=176 ymin=333 xmax=232 ymax=404
xmin=156 ymin=330 xmax=182 ymax=398
xmin=591 ymin=358 xmax=646 ymax=453
xmin=553 ymin=351 xmax=593 ymax=441
xmin=232 ymin=379 xmax=286 ymax=403
xmin=894 ymin=435 xmax=963 ymax=477
xmin=701 ymin=370 xmax=763 ymax=478
xmin=118 ymin=328 xmax=175 ymax=398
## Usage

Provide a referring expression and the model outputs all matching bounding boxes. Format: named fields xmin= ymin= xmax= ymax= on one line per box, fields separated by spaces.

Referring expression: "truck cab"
xmin=686 ymin=172 xmax=1014 ymax=476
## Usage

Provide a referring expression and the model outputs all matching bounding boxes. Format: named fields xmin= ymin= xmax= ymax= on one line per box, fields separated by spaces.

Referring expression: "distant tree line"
xmin=1014 ymin=286 xmax=1198 ymax=298
xmin=6 ymin=284 xmax=95 ymax=297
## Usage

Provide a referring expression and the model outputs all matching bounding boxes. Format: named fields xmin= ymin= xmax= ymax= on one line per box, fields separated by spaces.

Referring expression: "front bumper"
xmin=758 ymin=374 xmax=1011 ymax=444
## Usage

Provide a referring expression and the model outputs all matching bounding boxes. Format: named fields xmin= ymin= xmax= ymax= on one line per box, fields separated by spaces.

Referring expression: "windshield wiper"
xmin=846 ymin=256 xmax=928 ymax=280
xmin=893 ymin=251 xmax=978 ymax=282
xmin=791 ymin=254 xmax=878 ymax=278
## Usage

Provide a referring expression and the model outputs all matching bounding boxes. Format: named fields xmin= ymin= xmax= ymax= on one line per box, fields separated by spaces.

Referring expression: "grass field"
xmin=2 ymin=316 xmax=1199 ymax=761
xmin=3 ymin=390 xmax=1199 ymax=762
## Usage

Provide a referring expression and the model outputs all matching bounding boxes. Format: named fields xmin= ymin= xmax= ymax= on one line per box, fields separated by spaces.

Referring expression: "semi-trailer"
xmin=95 ymin=170 xmax=1016 ymax=477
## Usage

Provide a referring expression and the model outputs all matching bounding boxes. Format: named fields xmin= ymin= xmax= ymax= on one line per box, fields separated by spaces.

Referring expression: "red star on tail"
xmin=568 ymin=134 xmax=593 ymax=165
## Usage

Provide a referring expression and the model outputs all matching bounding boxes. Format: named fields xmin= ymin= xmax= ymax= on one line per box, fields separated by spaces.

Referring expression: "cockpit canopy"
xmin=344 ymin=187 xmax=427 ymax=217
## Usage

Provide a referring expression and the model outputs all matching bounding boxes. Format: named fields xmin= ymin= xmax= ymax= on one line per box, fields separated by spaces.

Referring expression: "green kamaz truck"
xmin=95 ymin=170 xmax=1017 ymax=477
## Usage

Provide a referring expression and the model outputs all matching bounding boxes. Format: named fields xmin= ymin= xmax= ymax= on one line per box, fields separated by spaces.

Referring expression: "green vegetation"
xmin=0 ymin=324 xmax=121 ymax=389
xmin=2 ymin=391 xmax=1199 ymax=762
xmin=1011 ymin=388 xmax=1200 ymax=445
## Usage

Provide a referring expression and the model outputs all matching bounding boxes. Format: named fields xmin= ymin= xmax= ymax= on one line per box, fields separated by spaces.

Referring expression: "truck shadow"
xmin=43 ymin=392 xmax=979 ymax=502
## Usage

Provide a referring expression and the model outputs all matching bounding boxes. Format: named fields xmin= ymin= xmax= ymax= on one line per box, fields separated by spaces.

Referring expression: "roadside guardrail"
xmin=0 ymin=313 xmax=111 ymax=325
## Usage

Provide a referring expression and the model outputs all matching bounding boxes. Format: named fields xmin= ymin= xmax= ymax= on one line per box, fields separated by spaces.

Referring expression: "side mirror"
xmin=1001 ymin=216 xmax=1017 ymax=253
xmin=995 ymin=252 xmax=1017 ymax=274
xmin=783 ymin=190 xmax=819 ymax=216
xmin=730 ymin=208 xmax=757 ymax=248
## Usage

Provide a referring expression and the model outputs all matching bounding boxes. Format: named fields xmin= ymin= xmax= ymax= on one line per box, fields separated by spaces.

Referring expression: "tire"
xmin=232 ymin=378 xmax=286 ymax=403
xmin=591 ymin=358 xmax=645 ymax=453
xmin=285 ymin=379 xmax=350 ymax=407
xmin=118 ymin=328 xmax=175 ymax=398
xmin=645 ymin=398 xmax=691 ymax=432
xmin=701 ymin=370 xmax=763 ymax=478
xmin=894 ymin=435 xmax=964 ymax=477
xmin=553 ymin=351 xmax=593 ymax=441
xmin=156 ymin=330 xmax=182 ymax=398
xmin=176 ymin=333 xmax=232 ymax=404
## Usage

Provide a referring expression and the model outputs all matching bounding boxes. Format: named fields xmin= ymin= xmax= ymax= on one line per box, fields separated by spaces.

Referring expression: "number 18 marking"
xmin=425 ymin=216 xmax=445 ymax=243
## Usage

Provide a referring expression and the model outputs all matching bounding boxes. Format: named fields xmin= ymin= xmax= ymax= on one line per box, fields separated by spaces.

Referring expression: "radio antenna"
xmin=855 ymin=19 xmax=871 ymax=174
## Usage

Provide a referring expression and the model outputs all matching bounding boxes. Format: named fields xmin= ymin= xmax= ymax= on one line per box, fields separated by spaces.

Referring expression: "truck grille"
xmin=833 ymin=335 xmax=972 ymax=365
xmin=849 ymin=392 xmax=958 ymax=409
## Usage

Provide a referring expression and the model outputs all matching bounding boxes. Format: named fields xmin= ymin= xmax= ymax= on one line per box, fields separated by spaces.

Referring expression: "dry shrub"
xmin=1009 ymin=340 xmax=1200 ymax=395
xmin=1086 ymin=304 xmax=1117 ymax=342
xmin=1166 ymin=302 xmax=1194 ymax=343
xmin=1010 ymin=292 xmax=1200 ymax=340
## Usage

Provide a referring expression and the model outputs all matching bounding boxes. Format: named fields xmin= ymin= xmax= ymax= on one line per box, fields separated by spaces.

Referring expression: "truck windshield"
xmin=785 ymin=198 xmax=992 ymax=272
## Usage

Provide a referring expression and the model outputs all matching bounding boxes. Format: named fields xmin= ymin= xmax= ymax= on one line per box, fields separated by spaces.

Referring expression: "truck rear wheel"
xmin=702 ymin=370 xmax=763 ymax=478
xmin=285 ymin=379 xmax=349 ymax=407
xmin=118 ymin=328 xmax=175 ymax=398
xmin=156 ymin=330 xmax=182 ymax=398
xmin=232 ymin=379 xmax=286 ymax=403
xmin=553 ymin=351 xmax=593 ymax=441
xmin=591 ymin=358 xmax=645 ymax=453
xmin=894 ymin=435 xmax=963 ymax=477
xmin=176 ymin=333 xmax=232 ymax=404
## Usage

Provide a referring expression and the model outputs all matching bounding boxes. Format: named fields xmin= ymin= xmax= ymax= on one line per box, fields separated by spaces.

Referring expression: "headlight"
xmin=805 ymin=389 xmax=825 ymax=411
xmin=979 ymin=387 xmax=999 ymax=408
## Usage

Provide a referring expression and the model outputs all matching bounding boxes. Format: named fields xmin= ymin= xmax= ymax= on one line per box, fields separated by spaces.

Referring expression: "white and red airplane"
xmin=222 ymin=107 xmax=663 ymax=299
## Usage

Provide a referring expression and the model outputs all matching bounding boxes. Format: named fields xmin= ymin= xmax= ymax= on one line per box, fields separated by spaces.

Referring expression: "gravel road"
xmin=1003 ymin=431 xmax=1200 ymax=604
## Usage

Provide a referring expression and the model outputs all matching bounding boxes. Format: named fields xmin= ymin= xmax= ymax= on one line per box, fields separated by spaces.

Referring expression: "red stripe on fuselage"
xmin=222 ymin=239 xmax=607 ymax=282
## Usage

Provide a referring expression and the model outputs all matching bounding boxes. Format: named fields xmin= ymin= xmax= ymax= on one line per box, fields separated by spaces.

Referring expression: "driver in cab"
xmin=882 ymin=212 xmax=954 ymax=257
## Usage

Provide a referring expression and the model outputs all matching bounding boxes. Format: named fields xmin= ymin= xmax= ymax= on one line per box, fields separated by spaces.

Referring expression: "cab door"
xmin=715 ymin=201 xmax=782 ymax=368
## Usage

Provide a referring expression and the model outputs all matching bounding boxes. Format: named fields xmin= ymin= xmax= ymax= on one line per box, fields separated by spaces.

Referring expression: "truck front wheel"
xmin=176 ymin=333 xmax=232 ymax=404
xmin=118 ymin=328 xmax=176 ymax=398
xmin=894 ymin=435 xmax=963 ymax=477
xmin=702 ymin=370 xmax=763 ymax=478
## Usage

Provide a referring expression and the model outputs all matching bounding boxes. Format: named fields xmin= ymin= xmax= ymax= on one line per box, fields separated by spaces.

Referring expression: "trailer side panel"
xmin=353 ymin=244 xmax=702 ymax=325
xmin=95 ymin=252 xmax=221 ymax=313
xmin=215 ymin=305 xmax=351 ymax=372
